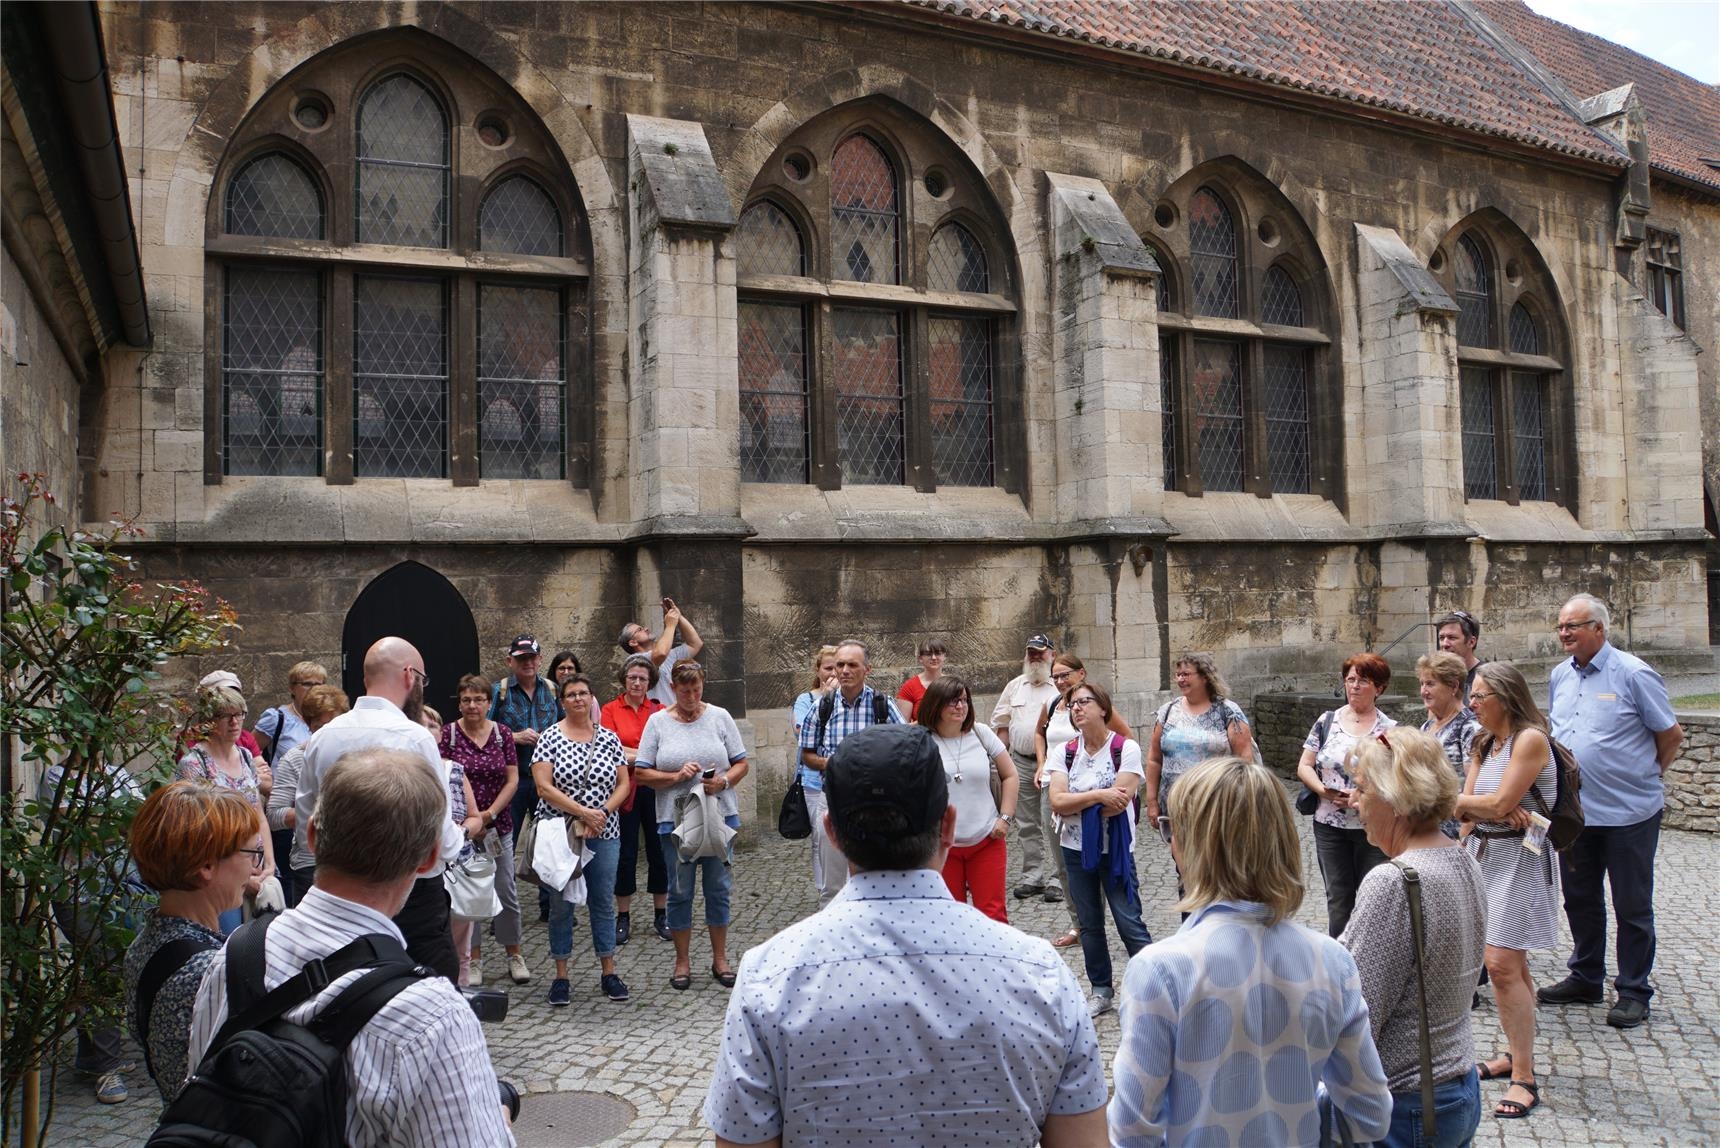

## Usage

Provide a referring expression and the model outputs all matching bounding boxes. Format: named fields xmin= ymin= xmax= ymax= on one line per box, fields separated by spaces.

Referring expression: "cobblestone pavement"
xmin=40 ymin=818 xmax=1720 ymax=1146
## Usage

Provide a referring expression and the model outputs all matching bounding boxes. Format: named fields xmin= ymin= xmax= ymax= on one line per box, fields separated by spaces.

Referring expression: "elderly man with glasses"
xmin=1540 ymin=593 xmax=1684 ymax=1029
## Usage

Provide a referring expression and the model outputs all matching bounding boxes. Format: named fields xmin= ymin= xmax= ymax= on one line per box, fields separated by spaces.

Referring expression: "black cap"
xmin=507 ymin=634 xmax=541 ymax=658
xmin=1025 ymin=632 xmax=1054 ymax=650
xmin=825 ymin=725 xmax=949 ymax=842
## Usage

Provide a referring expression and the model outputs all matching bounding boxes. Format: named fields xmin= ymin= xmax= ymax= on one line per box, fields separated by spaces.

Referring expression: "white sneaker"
xmin=467 ymin=957 xmax=483 ymax=987
xmin=508 ymin=953 xmax=533 ymax=985
xmin=1088 ymin=989 xmax=1115 ymax=1018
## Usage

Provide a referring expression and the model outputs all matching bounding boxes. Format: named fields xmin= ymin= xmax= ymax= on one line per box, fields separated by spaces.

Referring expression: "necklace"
xmin=936 ymin=729 xmax=966 ymax=781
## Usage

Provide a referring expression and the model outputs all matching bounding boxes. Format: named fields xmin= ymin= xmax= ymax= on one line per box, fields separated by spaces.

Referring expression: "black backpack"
xmin=813 ymin=688 xmax=893 ymax=752
xmin=147 ymin=915 xmax=433 ymax=1148
xmin=1530 ymin=736 xmax=1586 ymax=852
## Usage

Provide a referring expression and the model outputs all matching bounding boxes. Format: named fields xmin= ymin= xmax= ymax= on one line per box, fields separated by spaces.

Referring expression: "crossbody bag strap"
xmin=1392 ymin=860 xmax=1437 ymax=1140
xmin=135 ymin=936 xmax=220 ymax=1082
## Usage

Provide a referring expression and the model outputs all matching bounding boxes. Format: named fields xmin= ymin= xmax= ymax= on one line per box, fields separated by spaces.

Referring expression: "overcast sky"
xmin=1526 ymin=0 xmax=1719 ymax=83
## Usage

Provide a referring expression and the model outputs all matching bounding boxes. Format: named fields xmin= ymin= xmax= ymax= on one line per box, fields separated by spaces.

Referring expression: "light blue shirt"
xmin=705 ymin=869 xmax=1107 ymax=1146
xmin=256 ymin=704 xmax=310 ymax=763
xmin=791 ymin=690 xmax=824 ymax=792
xmin=1548 ymin=642 xmax=1679 ymax=827
xmin=1109 ymin=900 xmax=1392 ymax=1148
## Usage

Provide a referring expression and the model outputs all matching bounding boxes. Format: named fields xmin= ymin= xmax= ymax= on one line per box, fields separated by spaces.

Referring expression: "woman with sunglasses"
xmin=917 ymin=674 xmax=1017 ymax=922
xmin=1455 ymin=662 xmax=1559 ymax=1121
xmin=124 ymin=783 xmax=266 ymax=1100
xmin=1047 ymin=681 xmax=1152 ymax=1018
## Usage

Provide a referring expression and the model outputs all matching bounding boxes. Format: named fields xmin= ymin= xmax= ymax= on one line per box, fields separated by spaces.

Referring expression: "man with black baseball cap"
xmin=706 ymin=725 xmax=1106 ymax=1148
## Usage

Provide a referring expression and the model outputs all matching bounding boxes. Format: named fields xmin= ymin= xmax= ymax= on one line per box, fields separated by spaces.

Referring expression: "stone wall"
xmin=1665 ymin=713 xmax=1720 ymax=833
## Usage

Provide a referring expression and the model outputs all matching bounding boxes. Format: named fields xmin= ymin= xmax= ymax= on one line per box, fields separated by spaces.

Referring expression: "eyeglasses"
xmin=290 ymin=679 xmax=324 ymax=688
xmin=1051 ymin=670 xmax=1074 ymax=682
xmin=408 ymin=667 xmax=429 ymax=688
xmin=1068 ymin=696 xmax=1098 ymax=710
xmin=238 ymin=846 xmax=265 ymax=871
xmin=1154 ymin=816 xmax=1173 ymax=844
xmin=1554 ymin=621 xmax=1599 ymax=634
xmin=1468 ymin=691 xmax=1494 ymax=703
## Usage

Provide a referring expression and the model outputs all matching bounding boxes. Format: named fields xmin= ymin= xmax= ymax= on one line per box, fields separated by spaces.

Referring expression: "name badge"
xmin=1596 ymin=693 xmax=1617 ymax=701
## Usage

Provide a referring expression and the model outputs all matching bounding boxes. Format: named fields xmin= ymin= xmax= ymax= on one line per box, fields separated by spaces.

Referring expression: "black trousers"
xmin=1558 ymin=809 xmax=1661 ymax=1002
xmin=1313 ymin=820 xmax=1388 ymax=937
xmin=615 ymin=801 xmax=668 ymax=899
xmin=392 ymin=875 xmax=459 ymax=981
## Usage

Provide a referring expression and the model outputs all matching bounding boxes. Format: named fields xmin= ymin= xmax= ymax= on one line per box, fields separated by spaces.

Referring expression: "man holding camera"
xmin=619 ymin=598 xmax=704 ymax=707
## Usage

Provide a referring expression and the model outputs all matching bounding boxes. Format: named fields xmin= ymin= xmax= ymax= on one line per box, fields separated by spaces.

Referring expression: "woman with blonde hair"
xmin=791 ymin=645 xmax=842 ymax=903
xmin=1110 ymin=755 xmax=1392 ymax=1146
xmin=1342 ymin=729 xmax=1487 ymax=1146
xmin=176 ymin=685 xmax=274 ymax=934
xmin=1456 ymin=662 xmax=1559 ymax=1121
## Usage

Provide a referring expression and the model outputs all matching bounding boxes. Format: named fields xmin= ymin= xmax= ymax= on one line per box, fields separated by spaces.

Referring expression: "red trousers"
xmin=942 ymin=835 xmax=1008 ymax=923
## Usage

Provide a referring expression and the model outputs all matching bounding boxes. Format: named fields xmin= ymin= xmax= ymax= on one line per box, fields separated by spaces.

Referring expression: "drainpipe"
xmin=40 ymin=0 xmax=150 ymax=347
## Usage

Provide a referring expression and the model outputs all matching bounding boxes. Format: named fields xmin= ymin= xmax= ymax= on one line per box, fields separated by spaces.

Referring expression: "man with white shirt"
xmin=293 ymin=637 xmax=464 ymax=979
xmin=990 ymin=633 xmax=1063 ymax=901
xmin=189 ymin=748 xmax=514 ymax=1146
xmin=706 ymin=724 xmax=1107 ymax=1148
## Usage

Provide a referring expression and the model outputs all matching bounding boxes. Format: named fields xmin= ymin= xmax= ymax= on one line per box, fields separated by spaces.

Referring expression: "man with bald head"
xmin=293 ymin=637 xmax=465 ymax=978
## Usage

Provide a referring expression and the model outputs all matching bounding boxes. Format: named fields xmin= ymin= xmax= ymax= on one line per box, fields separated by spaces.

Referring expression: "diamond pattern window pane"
xmin=1191 ymin=338 xmax=1244 ymax=491
xmin=1159 ymin=336 xmax=1178 ymax=490
xmin=1189 ymin=188 xmax=1238 ymax=319
xmin=1264 ymin=344 xmax=1311 ymax=493
xmin=831 ymin=136 xmax=898 ymax=285
xmin=738 ymin=302 xmax=808 ymax=483
xmin=478 ymin=285 xmax=563 ymax=479
xmin=1508 ymin=303 xmax=1540 ymax=355
xmin=223 ymin=266 xmax=321 ymax=476
xmin=927 ymin=224 xmax=989 ymax=294
xmin=1261 ymin=266 xmax=1305 ymax=326
xmin=354 ymin=276 xmax=446 ymax=477
xmin=1148 ymin=245 xmax=1173 ymax=311
xmin=928 ymin=316 xmax=993 ymax=486
xmin=1461 ymin=366 xmax=1498 ymax=499
xmin=833 ymin=308 xmax=903 ymax=484
xmin=1455 ymin=235 xmax=1494 ymax=348
xmin=737 ymin=203 xmax=805 ymax=279
xmin=1512 ymin=371 xmax=1547 ymax=502
xmin=357 ymin=75 xmax=448 ymax=248
xmin=226 ymin=154 xmax=322 ymax=240
xmin=480 ymin=176 xmax=561 ymax=257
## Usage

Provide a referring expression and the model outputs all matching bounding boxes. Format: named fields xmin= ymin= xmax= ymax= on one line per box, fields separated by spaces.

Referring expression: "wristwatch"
xmin=999 ymin=813 xmax=1015 ymax=824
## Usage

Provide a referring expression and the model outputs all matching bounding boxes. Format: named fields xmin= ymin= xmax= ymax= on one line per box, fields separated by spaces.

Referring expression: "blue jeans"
xmin=661 ymin=826 xmax=736 ymax=932
xmin=547 ymin=836 xmax=619 ymax=962
xmin=1061 ymin=846 xmax=1151 ymax=991
xmin=1378 ymin=1068 xmax=1481 ymax=1148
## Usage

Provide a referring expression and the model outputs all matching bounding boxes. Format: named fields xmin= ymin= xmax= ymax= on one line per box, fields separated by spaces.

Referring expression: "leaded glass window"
xmin=354 ymin=276 xmax=446 ymax=477
xmin=737 ymin=202 xmax=805 ymax=278
xmin=1460 ymin=366 xmax=1497 ymax=499
xmin=223 ymin=266 xmax=322 ymax=475
xmin=356 ymin=75 xmax=449 ymax=248
xmin=1261 ymin=266 xmax=1303 ymax=326
xmin=928 ymin=316 xmax=993 ymax=486
xmin=833 ymin=309 xmax=903 ymax=484
xmin=1189 ymin=189 xmax=1238 ymax=318
xmin=1508 ymin=303 xmax=1539 ymax=355
xmin=1191 ymin=339 xmax=1244 ymax=492
xmin=831 ymin=136 xmax=898 ymax=285
xmin=480 ymin=177 xmax=561 ymax=257
xmin=227 ymin=154 xmax=322 ymax=240
xmin=1511 ymin=371 xmax=1547 ymax=502
xmin=1159 ymin=337 xmax=1178 ymax=490
xmin=1264 ymin=344 xmax=1310 ymax=493
xmin=1455 ymin=235 xmax=1493 ymax=348
xmin=738 ymin=302 xmax=809 ymax=483
xmin=478 ymin=284 xmax=563 ymax=478
xmin=927 ymin=224 xmax=988 ymax=294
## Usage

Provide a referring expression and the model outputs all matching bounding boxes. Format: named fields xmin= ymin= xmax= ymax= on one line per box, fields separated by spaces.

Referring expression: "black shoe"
xmin=654 ymin=910 xmax=672 ymax=942
xmin=1042 ymin=887 xmax=1064 ymax=903
xmin=1013 ymin=884 xmax=1045 ymax=900
xmin=616 ymin=912 xmax=631 ymax=946
xmin=1537 ymin=975 xmax=1603 ymax=1005
xmin=1607 ymin=998 xmax=1650 ymax=1028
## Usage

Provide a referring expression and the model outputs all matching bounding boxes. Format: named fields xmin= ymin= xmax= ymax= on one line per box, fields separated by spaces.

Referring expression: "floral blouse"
xmin=1303 ymin=708 xmax=1398 ymax=830
xmin=439 ymin=720 xmax=518 ymax=835
xmin=532 ymin=724 xmax=625 ymax=840
xmin=175 ymin=745 xmax=262 ymax=810
xmin=1154 ymin=697 xmax=1250 ymax=781
xmin=1422 ymin=708 xmax=1479 ymax=838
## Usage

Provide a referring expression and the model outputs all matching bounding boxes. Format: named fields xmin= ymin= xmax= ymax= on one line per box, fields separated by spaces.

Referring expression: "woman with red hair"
xmin=1295 ymin=652 xmax=1398 ymax=935
xmin=122 ymin=782 xmax=261 ymax=1100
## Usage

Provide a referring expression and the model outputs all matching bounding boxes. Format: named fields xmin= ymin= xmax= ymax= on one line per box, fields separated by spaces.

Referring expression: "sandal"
xmin=1052 ymin=929 xmax=1080 ymax=949
xmin=670 ymin=969 xmax=692 ymax=991
xmin=1494 ymin=1080 xmax=1540 ymax=1119
xmin=1477 ymin=1052 xmax=1513 ymax=1081
xmin=711 ymin=964 xmax=737 ymax=988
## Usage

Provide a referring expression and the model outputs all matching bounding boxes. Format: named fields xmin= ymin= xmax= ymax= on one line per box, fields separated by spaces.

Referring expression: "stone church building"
xmin=4 ymin=1 xmax=1715 ymax=810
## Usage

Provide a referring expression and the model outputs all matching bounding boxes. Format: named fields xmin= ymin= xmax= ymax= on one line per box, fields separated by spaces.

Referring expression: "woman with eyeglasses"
xmin=1147 ymin=652 xmax=1253 ymax=907
xmin=896 ymin=638 xmax=947 ymax=722
xmin=601 ymin=654 xmax=669 ymax=945
xmin=1047 ymin=681 xmax=1152 ymax=1018
xmin=917 ymin=674 xmax=1017 ymax=922
xmin=634 ymin=661 xmax=749 ymax=991
xmin=1295 ymin=652 xmax=1397 ymax=936
xmin=533 ymin=673 xmax=630 ymax=1006
xmin=1034 ymin=653 xmax=1130 ymax=947
xmin=176 ymin=685 xmax=275 ymax=934
xmin=1454 ymin=662 xmax=1559 ymax=1122
xmin=123 ymin=783 xmax=266 ymax=1100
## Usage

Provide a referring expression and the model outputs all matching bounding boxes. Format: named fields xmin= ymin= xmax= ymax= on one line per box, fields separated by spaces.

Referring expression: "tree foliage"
xmin=2 ymin=475 xmax=237 ymax=1143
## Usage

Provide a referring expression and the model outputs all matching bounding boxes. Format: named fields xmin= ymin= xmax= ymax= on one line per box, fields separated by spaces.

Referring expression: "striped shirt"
xmin=186 ymin=887 xmax=515 ymax=1147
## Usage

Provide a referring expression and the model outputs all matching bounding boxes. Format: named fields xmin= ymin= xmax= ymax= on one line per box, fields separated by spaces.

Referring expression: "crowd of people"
xmin=88 ymin=592 xmax=1683 ymax=1146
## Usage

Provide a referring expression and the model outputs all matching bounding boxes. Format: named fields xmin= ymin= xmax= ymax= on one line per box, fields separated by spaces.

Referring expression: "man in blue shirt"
xmin=490 ymin=634 xmax=560 ymax=927
xmin=1540 ymin=594 xmax=1683 ymax=1029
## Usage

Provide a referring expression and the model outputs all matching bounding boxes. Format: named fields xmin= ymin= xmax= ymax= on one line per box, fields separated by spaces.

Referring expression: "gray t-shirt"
xmin=636 ymin=703 xmax=747 ymax=828
xmin=1340 ymin=845 xmax=1487 ymax=1092
xmin=649 ymin=642 xmax=694 ymax=707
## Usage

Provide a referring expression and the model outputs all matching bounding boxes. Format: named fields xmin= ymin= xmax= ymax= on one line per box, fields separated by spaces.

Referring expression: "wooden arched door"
xmin=341 ymin=561 xmax=478 ymax=722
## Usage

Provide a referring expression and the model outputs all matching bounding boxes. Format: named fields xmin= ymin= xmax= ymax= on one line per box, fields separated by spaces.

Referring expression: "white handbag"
xmin=444 ymin=852 xmax=502 ymax=922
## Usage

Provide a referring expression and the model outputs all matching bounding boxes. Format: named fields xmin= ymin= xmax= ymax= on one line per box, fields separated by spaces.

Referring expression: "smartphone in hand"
xmin=661 ymin=597 xmax=675 ymax=614
xmin=702 ymin=768 xmax=718 ymax=779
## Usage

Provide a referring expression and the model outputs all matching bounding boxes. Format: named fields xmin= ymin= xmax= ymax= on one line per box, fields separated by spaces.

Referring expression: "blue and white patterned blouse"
xmin=1109 ymin=900 xmax=1392 ymax=1147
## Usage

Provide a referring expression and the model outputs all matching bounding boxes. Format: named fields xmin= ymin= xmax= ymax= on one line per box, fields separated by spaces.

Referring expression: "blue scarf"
xmin=1080 ymin=803 xmax=1140 ymax=910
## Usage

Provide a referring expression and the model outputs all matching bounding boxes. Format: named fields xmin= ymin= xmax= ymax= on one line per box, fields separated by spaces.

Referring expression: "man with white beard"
xmin=991 ymin=634 xmax=1063 ymax=903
